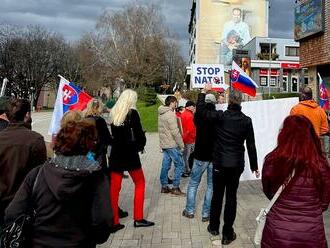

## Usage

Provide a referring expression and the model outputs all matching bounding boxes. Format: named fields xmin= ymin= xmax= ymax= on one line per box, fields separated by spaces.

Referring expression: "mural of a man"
xmin=220 ymin=8 xmax=251 ymax=66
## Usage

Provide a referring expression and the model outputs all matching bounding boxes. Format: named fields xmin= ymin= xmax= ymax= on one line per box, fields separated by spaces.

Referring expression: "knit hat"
xmin=205 ymin=94 xmax=217 ymax=104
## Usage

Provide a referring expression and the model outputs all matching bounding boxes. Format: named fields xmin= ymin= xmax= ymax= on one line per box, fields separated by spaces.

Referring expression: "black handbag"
xmin=0 ymin=167 xmax=42 ymax=248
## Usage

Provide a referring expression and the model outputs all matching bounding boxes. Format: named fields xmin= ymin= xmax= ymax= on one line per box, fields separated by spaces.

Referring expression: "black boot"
xmin=119 ymin=208 xmax=128 ymax=218
xmin=133 ymin=219 xmax=155 ymax=228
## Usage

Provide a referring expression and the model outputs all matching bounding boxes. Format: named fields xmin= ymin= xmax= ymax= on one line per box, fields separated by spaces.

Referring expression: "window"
xmin=270 ymin=76 xmax=277 ymax=87
xmin=304 ymin=77 xmax=309 ymax=86
xmin=260 ymin=76 xmax=268 ymax=86
xmin=291 ymin=76 xmax=298 ymax=92
xmin=282 ymin=76 xmax=288 ymax=92
xmin=285 ymin=46 xmax=300 ymax=57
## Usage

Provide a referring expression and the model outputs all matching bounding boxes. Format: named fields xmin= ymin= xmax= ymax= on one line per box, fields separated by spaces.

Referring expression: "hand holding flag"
xmin=48 ymin=75 xmax=92 ymax=135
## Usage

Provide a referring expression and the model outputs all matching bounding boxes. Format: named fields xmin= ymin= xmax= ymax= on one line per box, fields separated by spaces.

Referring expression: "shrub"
xmin=136 ymin=87 xmax=157 ymax=106
xmin=262 ymin=92 xmax=299 ymax=100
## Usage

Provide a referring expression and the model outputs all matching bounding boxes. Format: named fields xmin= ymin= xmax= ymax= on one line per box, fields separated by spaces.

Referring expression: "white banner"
xmin=191 ymin=64 xmax=229 ymax=90
xmin=217 ymin=97 xmax=299 ymax=181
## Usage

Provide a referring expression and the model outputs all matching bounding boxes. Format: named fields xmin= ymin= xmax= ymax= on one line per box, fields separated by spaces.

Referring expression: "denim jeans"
xmin=183 ymin=143 xmax=194 ymax=174
xmin=184 ymin=159 xmax=213 ymax=218
xmin=160 ymin=148 xmax=184 ymax=188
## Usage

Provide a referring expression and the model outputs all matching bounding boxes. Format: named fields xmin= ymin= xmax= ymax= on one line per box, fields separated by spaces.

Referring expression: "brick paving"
xmin=97 ymin=133 xmax=330 ymax=248
xmin=30 ymin=112 xmax=330 ymax=247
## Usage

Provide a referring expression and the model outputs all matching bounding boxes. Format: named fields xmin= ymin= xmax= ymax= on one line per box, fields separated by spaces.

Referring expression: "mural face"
xmin=217 ymin=0 xmax=268 ymax=66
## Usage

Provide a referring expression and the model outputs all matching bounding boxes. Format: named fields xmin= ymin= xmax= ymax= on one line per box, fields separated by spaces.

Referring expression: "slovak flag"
xmin=48 ymin=75 xmax=92 ymax=135
xmin=318 ymin=73 xmax=329 ymax=110
xmin=231 ymin=61 xmax=258 ymax=97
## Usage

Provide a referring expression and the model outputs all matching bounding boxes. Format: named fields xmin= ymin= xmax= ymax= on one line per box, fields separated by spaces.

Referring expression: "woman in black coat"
xmin=4 ymin=119 xmax=113 ymax=248
xmin=108 ymin=89 xmax=154 ymax=232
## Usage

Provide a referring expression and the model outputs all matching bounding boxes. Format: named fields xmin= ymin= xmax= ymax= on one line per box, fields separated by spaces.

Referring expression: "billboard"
xmin=191 ymin=64 xmax=228 ymax=89
xmin=217 ymin=0 xmax=268 ymax=67
xmin=294 ymin=0 xmax=324 ymax=41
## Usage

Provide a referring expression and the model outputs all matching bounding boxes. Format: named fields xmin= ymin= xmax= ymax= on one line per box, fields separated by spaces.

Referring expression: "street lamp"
xmin=268 ymin=39 xmax=272 ymax=97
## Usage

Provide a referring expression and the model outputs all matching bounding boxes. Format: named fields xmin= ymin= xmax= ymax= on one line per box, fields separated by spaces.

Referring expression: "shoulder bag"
xmin=254 ymin=170 xmax=295 ymax=245
xmin=0 ymin=167 xmax=42 ymax=248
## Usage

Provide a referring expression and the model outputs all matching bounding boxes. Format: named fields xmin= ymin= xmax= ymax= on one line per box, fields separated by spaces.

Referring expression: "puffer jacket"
xmin=290 ymin=100 xmax=329 ymax=136
xmin=5 ymin=155 xmax=113 ymax=248
xmin=261 ymin=162 xmax=330 ymax=248
xmin=158 ymin=105 xmax=184 ymax=150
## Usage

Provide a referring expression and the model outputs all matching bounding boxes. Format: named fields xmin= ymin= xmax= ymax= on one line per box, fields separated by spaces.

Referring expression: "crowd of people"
xmin=0 ymin=84 xmax=330 ymax=247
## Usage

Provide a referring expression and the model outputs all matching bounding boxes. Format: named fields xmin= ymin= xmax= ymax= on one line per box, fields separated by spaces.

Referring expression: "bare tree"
xmin=89 ymin=3 xmax=173 ymax=89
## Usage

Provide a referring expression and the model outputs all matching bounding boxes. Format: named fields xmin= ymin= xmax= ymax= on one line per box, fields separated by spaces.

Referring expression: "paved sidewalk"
xmin=97 ymin=133 xmax=330 ymax=248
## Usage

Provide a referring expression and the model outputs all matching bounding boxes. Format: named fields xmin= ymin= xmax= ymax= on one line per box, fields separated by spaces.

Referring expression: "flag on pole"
xmin=318 ymin=73 xmax=329 ymax=110
xmin=48 ymin=75 xmax=92 ymax=135
xmin=230 ymin=61 xmax=258 ymax=97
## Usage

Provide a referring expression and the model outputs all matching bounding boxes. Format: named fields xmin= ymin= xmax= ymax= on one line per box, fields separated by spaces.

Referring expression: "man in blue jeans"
xmin=182 ymin=93 xmax=217 ymax=221
xmin=158 ymin=96 xmax=185 ymax=196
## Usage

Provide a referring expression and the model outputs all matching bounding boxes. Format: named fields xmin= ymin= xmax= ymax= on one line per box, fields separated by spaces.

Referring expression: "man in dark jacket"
xmin=199 ymin=85 xmax=259 ymax=245
xmin=182 ymin=93 xmax=217 ymax=222
xmin=0 ymin=98 xmax=47 ymax=228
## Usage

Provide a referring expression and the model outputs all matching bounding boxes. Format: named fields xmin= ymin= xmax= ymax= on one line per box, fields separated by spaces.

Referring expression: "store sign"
xmin=281 ymin=63 xmax=301 ymax=69
xmin=259 ymin=69 xmax=279 ymax=76
xmin=294 ymin=0 xmax=324 ymax=41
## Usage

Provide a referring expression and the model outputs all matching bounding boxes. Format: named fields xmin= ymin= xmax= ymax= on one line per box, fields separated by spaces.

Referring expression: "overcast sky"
xmin=0 ymin=0 xmax=294 ymax=59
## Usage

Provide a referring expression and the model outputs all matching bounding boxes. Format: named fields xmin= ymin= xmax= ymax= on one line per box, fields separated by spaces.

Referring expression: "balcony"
xmin=257 ymin=53 xmax=279 ymax=61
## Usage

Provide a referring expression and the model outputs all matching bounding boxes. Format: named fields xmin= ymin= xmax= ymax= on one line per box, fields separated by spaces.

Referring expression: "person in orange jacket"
xmin=290 ymin=87 xmax=329 ymax=137
xmin=181 ymin=101 xmax=196 ymax=177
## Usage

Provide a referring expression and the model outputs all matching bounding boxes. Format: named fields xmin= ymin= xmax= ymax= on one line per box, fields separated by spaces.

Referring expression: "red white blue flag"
xmin=231 ymin=61 xmax=258 ymax=97
xmin=318 ymin=73 xmax=329 ymax=110
xmin=48 ymin=75 xmax=92 ymax=135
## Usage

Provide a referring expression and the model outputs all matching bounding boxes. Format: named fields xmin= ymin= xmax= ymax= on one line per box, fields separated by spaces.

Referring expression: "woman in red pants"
xmin=108 ymin=89 xmax=154 ymax=232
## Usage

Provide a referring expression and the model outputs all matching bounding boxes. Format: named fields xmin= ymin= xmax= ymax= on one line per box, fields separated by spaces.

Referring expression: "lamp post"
xmin=268 ymin=39 xmax=271 ymax=97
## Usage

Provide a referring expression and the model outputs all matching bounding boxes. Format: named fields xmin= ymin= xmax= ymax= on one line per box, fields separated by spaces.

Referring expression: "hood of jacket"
xmin=42 ymin=155 xmax=101 ymax=201
xmin=158 ymin=105 xmax=173 ymax=115
xmin=300 ymin=100 xmax=318 ymax=109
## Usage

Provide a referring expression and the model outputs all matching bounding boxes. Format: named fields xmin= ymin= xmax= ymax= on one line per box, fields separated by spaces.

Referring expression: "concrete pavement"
xmin=30 ymin=112 xmax=330 ymax=248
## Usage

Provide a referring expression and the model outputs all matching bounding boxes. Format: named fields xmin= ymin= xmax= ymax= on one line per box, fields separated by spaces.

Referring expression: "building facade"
xmin=297 ymin=0 xmax=330 ymax=98
xmin=243 ymin=37 xmax=304 ymax=94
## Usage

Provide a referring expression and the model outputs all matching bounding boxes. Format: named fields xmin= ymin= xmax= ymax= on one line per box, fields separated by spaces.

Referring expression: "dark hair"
xmin=264 ymin=115 xmax=328 ymax=194
xmin=0 ymin=96 xmax=9 ymax=115
xmin=165 ymin=96 xmax=177 ymax=106
xmin=54 ymin=119 xmax=97 ymax=156
xmin=6 ymin=98 xmax=31 ymax=122
xmin=185 ymin=100 xmax=195 ymax=108
xmin=300 ymin=86 xmax=313 ymax=101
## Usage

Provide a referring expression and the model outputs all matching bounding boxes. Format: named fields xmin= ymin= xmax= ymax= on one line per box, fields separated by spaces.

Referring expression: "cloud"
xmin=0 ymin=0 xmax=295 ymax=59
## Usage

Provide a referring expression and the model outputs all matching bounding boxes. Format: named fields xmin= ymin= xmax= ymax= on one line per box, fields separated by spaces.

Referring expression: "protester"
xmin=84 ymin=98 xmax=112 ymax=169
xmin=0 ymin=98 xmax=47 ymax=229
xmin=108 ymin=89 xmax=154 ymax=232
xmin=158 ymin=96 xmax=185 ymax=196
xmin=181 ymin=101 xmax=196 ymax=177
xmin=0 ymin=96 xmax=9 ymax=131
xmin=4 ymin=119 xmax=113 ymax=247
xmin=261 ymin=115 xmax=330 ymax=248
xmin=290 ymin=86 xmax=329 ymax=136
xmin=84 ymin=99 xmax=129 ymax=219
xmin=199 ymin=84 xmax=259 ymax=245
xmin=182 ymin=94 xmax=216 ymax=222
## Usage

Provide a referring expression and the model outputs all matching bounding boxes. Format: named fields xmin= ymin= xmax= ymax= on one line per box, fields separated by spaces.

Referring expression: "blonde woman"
xmin=108 ymin=89 xmax=154 ymax=232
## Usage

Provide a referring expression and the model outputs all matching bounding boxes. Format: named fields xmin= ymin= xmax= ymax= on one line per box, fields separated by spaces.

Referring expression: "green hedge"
xmin=136 ymin=87 xmax=157 ymax=106
xmin=262 ymin=93 xmax=299 ymax=100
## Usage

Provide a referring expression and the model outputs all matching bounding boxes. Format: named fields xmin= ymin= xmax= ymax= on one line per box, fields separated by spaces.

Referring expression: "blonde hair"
xmin=84 ymin=98 xmax=103 ymax=117
xmin=60 ymin=110 xmax=83 ymax=128
xmin=110 ymin=89 xmax=137 ymax=126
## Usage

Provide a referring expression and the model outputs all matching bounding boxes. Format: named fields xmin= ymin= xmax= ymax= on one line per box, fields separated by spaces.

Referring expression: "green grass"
xmin=137 ymin=99 xmax=161 ymax=133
